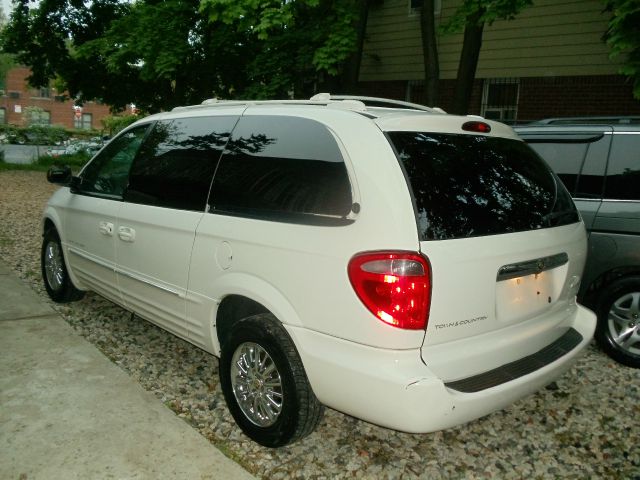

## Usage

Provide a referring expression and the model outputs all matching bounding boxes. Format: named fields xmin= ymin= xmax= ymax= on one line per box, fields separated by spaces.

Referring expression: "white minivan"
xmin=42 ymin=95 xmax=596 ymax=447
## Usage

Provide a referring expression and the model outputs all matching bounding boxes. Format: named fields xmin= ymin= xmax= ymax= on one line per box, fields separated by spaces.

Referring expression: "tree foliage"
xmin=1 ymin=0 xmax=365 ymax=111
xmin=604 ymin=0 xmax=640 ymax=99
xmin=200 ymin=0 xmax=362 ymax=98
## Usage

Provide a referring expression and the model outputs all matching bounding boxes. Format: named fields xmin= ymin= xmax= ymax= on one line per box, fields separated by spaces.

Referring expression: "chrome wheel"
xmin=607 ymin=291 xmax=640 ymax=356
xmin=44 ymin=240 xmax=64 ymax=292
xmin=230 ymin=342 xmax=283 ymax=427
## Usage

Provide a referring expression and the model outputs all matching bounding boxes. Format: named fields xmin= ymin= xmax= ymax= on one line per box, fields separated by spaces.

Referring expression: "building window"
xmin=74 ymin=112 xmax=92 ymax=130
xmin=31 ymin=110 xmax=51 ymax=125
xmin=0 ymin=108 xmax=5 ymax=124
xmin=8 ymin=91 xmax=20 ymax=99
xmin=31 ymin=87 xmax=50 ymax=98
xmin=481 ymin=78 xmax=520 ymax=123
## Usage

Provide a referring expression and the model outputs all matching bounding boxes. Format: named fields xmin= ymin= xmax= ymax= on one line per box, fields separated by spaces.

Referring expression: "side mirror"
xmin=47 ymin=165 xmax=72 ymax=185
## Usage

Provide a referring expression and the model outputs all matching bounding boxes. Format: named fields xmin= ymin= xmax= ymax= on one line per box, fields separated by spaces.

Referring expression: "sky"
xmin=2 ymin=1 xmax=12 ymax=19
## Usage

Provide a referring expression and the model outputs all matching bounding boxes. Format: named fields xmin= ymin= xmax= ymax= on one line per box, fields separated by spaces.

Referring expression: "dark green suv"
xmin=516 ymin=120 xmax=640 ymax=368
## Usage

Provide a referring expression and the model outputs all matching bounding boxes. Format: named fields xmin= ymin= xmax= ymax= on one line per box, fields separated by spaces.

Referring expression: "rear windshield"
xmin=387 ymin=132 xmax=580 ymax=240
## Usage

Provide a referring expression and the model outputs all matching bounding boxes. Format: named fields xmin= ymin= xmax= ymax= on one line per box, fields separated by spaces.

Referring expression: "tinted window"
xmin=524 ymin=134 xmax=609 ymax=199
xmin=575 ymin=136 xmax=609 ymax=199
xmin=125 ymin=116 xmax=236 ymax=211
xmin=527 ymin=142 xmax=587 ymax=194
xmin=209 ymin=115 xmax=352 ymax=223
xmin=80 ymin=125 xmax=150 ymax=198
xmin=604 ymin=134 xmax=640 ymax=200
xmin=388 ymin=132 xmax=579 ymax=240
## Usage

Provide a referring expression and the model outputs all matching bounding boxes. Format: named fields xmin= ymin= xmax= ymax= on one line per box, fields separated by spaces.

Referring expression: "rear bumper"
xmin=287 ymin=304 xmax=596 ymax=433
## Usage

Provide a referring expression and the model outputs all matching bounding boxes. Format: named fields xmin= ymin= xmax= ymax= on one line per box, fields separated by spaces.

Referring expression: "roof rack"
xmin=530 ymin=116 xmax=640 ymax=125
xmin=170 ymin=94 xmax=445 ymax=114
xmin=310 ymin=93 xmax=445 ymax=113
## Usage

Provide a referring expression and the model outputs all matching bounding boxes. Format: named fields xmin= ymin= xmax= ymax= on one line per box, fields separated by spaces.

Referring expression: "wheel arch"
xmin=209 ymin=272 xmax=305 ymax=353
xmin=581 ymin=266 xmax=640 ymax=308
xmin=216 ymin=295 xmax=270 ymax=350
xmin=42 ymin=208 xmax=63 ymax=237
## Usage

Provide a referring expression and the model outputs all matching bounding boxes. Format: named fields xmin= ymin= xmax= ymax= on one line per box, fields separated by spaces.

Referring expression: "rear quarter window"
xmin=604 ymin=134 xmax=640 ymax=201
xmin=209 ymin=115 xmax=353 ymax=225
xmin=523 ymin=133 xmax=609 ymax=199
xmin=388 ymin=132 xmax=579 ymax=240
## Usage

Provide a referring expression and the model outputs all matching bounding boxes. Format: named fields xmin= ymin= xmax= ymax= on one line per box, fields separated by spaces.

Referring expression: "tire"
xmin=594 ymin=276 xmax=640 ymax=369
xmin=41 ymin=227 xmax=85 ymax=303
xmin=219 ymin=313 xmax=324 ymax=447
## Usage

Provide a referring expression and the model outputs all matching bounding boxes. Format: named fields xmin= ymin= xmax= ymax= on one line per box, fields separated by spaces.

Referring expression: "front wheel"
xmin=41 ymin=227 xmax=85 ymax=303
xmin=219 ymin=313 xmax=323 ymax=447
xmin=594 ymin=276 xmax=640 ymax=369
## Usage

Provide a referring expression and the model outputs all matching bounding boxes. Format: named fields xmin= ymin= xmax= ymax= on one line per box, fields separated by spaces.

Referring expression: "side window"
xmin=125 ymin=116 xmax=236 ymax=211
xmin=209 ymin=115 xmax=353 ymax=224
xmin=527 ymin=141 xmax=588 ymax=194
xmin=79 ymin=125 xmax=150 ymax=198
xmin=604 ymin=134 xmax=640 ymax=201
xmin=574 ymin=135 xmax=610 ymax=199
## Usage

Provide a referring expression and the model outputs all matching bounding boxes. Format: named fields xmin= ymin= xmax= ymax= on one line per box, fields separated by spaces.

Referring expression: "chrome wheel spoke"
xmin=608 ymin=291 xmax=640 ymax=355
xmin=44 ymin=241 xmax=64 ymax=291
xmin=611 ymin=305 xmax=629 ymax=321
xmin=621 ymin=332 xmax=639 ymax=350
xmin=230 ymin=342 xmax=283 ymax=427
xmin=613 ymin=327 xmax=635 ymax=345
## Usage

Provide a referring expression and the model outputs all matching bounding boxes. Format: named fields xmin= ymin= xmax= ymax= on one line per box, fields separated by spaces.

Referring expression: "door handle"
xmin=98 ymin=222 xmax=114 ymax=236
xmin=118 ymin=226 xmax=136 ymax=242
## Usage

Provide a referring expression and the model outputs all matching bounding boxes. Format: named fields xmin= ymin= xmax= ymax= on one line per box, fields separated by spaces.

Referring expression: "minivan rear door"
xmin=382 ymin=122 xmax=586 ymax=363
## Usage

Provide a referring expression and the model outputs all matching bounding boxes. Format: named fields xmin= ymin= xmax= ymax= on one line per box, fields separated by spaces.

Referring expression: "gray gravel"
xmin=1 ymin=170 xmax=639 ymax=479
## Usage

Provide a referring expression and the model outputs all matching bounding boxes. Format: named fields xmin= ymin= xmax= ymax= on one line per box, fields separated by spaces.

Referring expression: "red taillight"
xmin=348 ymin=251 xmax=431 ymax=330
xmin=462 ymin=120 xmax=491 ymax=133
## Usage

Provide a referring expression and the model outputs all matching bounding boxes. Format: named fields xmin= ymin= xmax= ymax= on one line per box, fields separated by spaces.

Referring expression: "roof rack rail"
xmin=530 ymin=116 xmax=640 ymax=125
xmin=310 ymin=93 xmax=445 ymax=113
xmin=170 ymin=94 xmax=446 ymax=114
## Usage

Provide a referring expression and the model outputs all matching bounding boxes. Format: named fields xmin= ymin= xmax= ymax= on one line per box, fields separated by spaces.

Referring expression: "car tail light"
xmin=348 ymin=251 xmax=431 ymax=330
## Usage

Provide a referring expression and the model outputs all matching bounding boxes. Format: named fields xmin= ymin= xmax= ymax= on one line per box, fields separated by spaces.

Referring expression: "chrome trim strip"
xmin=496 ymin=252 xmax=569 ymax=282
xmin=68 ymin=247 xmax=183 ymax=298
xmin=68 ymin=247 xmax=116 ymax=272
xmin=117 ymin=269 xmax=184 ymax=298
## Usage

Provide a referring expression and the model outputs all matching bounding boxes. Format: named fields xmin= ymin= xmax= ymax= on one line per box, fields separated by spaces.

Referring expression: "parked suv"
xmin=516 ymin=121 xmax=640 ymax=368
xmin=42 ymin=95 xmax=596 ymax=447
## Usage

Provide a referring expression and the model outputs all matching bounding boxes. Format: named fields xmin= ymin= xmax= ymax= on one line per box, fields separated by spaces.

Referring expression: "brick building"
xmin=0 ymin=66 xmax=112 ymax=130
xmin=358 ymin=0 xmax=640 ymax=122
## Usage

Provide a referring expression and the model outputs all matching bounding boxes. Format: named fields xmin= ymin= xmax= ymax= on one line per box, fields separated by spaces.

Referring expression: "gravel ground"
xmin=1 ymin=170 xmax=639 ymax=479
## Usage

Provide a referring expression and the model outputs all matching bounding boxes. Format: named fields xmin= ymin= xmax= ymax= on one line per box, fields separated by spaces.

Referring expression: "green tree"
xmin=1 ymin=0 xmax=252 ymax=111
xmin=200 ymin=0 xmax=365 ymax=98
xmin=1 ymin=0 xmax=367 ymax=110
xmin=442 ymin=0 xmax=533 ymax=114
xmin=101 ymin=114 xmax=140 ymax=136
xmin=604 ymin=0 xmax=640 ymax=99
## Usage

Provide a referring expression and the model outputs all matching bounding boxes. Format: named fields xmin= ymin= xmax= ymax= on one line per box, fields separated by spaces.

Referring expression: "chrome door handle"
xmin=118 ymin=226 xmax=136 ymax=242
xmin=98 ymin=222 xmax=114 ymax=236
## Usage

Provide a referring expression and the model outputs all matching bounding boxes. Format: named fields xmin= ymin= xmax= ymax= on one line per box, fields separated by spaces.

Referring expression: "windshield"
xmin=387 ymin=132 xmax=580 ymax=240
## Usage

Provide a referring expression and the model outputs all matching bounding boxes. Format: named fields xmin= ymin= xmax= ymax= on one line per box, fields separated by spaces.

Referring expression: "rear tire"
xmin=219 ymin=313 xmax=323 ymax=447
xmin=41 ymin=227 xmax=85 ymax=303
xmin=594 ymin=276 xmax=640 ymax=369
